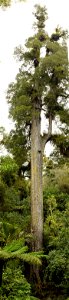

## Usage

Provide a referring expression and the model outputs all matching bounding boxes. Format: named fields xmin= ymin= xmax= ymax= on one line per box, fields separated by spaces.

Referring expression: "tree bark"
xmin=31 ymin=104 xmax=43 ymax=251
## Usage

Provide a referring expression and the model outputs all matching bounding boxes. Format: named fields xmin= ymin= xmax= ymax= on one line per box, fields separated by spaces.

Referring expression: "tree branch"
xmin=41 ymin=114 xmax=52 ymax=153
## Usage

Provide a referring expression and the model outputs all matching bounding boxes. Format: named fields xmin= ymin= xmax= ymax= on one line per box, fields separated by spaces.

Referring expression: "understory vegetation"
xmin=0 ymin=155 xmax=69 ymax=299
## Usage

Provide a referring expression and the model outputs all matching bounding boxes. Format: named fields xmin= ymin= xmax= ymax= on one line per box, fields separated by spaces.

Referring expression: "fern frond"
xmin=4 ymin=237 xmax=25 ymax=252
xmin=0 ymin=239 xmax=42 ymax=265
xmin=18 ymin=252 xmax=42 ymax=265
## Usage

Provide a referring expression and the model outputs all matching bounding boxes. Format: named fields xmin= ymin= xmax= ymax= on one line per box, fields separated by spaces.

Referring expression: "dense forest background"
xmin=0 ymin=2 xmax=69 ymax=300
xmin=0 ymin=154 xmax=69 ymax=300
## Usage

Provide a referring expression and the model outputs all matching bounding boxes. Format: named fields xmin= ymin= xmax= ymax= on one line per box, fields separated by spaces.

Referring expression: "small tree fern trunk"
xmin=31 ymin=103 xmax=43 ymax=251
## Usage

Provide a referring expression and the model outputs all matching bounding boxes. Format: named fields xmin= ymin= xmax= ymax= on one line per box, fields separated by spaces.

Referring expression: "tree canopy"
xmin=7 ymin=5 xmax=69 ymax=142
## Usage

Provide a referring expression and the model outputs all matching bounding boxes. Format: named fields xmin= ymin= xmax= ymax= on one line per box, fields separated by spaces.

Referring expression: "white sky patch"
xmin=0 ymin=0 xmax=69 ymax=154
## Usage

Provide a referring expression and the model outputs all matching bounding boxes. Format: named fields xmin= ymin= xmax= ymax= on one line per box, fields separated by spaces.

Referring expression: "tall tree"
xmin=7 ymin=4 xmax=69 ymax=252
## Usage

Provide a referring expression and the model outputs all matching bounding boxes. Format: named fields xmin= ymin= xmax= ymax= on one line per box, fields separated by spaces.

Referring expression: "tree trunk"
xmin=31 ymin=104 xmax=43 ymax=251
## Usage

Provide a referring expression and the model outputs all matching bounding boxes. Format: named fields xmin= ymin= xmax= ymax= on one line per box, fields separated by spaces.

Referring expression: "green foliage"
xmin=0 ymin=262 xmax=31 ymax=299
xmin=51 ymin=133 xmax=69 ymax=163
xmin=0 ymin=153 xmax=31 ymax=245
xmin=3 ymin=127 xmax=29 ymax=167
xmin=43 ymin=159 xmax=69 ymax=299
xmin=0 ymin=180 xmax=6 ymax=205
xmin=33 ymin=4 xmax=48 ymax=30
xmin=0 ymin=156 xmax=18 ymax=186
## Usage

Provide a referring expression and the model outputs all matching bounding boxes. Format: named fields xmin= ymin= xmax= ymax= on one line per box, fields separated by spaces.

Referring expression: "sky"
xmin=0 ymin=0 xmax=69 ymax=154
